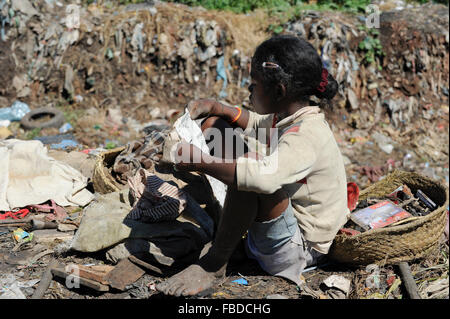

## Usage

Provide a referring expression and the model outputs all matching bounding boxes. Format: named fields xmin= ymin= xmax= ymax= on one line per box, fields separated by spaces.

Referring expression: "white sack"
xmin=0 ymin=139 xmax=94 ymax=211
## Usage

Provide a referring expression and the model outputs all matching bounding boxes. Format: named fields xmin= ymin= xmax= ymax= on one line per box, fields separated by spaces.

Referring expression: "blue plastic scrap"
xmin=241 ymin=77 xmax=250 ymax=88
xmin=0 ymin=101 xmax=31 ymax=121
xmin=50 ymin=139 xmax=79 ymax=150
xmin=0 ymin=0 xmax=10 ymax=42
xmin=216 ymin=55 xmax=228 ymax=99
xmin=59 ymin=122 xmax=73 ymax=134
xmin=231 ymin=278 xmax=248 ymax=285
xmin=216 ymin=56 xmax=227 ymax=82
xmin=34 ymin=134 xmax=76 ymax=145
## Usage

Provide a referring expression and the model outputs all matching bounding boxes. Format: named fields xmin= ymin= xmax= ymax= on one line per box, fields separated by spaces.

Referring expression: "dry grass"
xmin=413 ymin=240 xmax=449 ymax=299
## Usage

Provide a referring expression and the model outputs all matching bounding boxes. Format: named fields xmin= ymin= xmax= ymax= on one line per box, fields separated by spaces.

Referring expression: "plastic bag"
xmin=174 ymin=109 xmax=227 ymax=207
xmin=0 ymin=101 xmax=30 ymax=121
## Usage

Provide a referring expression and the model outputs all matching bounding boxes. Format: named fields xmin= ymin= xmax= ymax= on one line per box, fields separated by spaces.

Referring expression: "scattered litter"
xmin=0 ymin=208 xmax=30 ymax=220
xmin=322 ymin=275 xmax=351 ymax=299
xmin=0 ymin=120 xmax=11 ymax=127
xmin=148 ymin=282 xmax=156 ymax=291
xmin=265 ymin=294 xmax=288 ymax=299
xmin=12 ymin=228 xmax=33 ymax=243
xmin=302 ymin=265 xmax=318 ymax=273
xmin=59 ymin=123 xmax=73 ymax=134
xmin=28 ymin=200 xmax=68 ymax=222
xmin=50 ymin=139 xmax=79 ymax=150
xmin=385 ymin=278 xmax=402 ymax=299
xmin=57 ymin=223 xmax=77 ymax=232
xmin=34 ymin=134 xmax=76 ymax=145
xmin=365 ymin=264 xmax=381 ymax=289
xmin=0 ymin=277 xmax=27 ymax=299
xmin=51 ymin=266 xmax=110 ymax=292
xmin=231 ymin=278 xmax=248 ymax=286
xmin=0 ymin=126 xmax=12 ymax=139
xmin=0 ymin=101 xmax=30 ymax=122
xmin=421 ymin=278 xmax=448 ymax=299
xmin=372 ymin=132 xmax=394 ymax=154
xmin=31 ymin=219 xmax=57 ymax=230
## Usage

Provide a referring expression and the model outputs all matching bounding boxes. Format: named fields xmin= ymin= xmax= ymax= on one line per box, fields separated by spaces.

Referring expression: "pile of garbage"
xmin=2 ymin=0 xmax=447 ymax=115
xmin=283 ymin=2 xmax=449 ymax=126
xmin=0 ymin=0 xmax=261 ymax=110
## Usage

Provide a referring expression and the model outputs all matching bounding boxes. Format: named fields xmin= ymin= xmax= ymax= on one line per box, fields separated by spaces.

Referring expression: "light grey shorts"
xmin=245 ymin=201 xmax=325 ymax=286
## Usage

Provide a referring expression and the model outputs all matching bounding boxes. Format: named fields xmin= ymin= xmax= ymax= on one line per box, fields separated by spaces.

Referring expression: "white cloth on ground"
xmin=0 ymin=139 xmax=94 ymax=211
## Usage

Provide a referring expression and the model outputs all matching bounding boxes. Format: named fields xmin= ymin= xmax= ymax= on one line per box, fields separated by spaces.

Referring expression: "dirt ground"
xmin=0 ymin=229 xmax=448 ymax=300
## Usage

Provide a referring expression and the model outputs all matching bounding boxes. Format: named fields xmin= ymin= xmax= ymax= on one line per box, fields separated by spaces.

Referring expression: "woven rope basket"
xmin=329 ymin=170 xmax=449 ymax=266
xmin=92 ymin=146 xmax=126 ymax=194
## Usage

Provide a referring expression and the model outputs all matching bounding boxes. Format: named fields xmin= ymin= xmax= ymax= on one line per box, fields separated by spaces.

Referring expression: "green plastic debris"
xmin=105 ymin=141 xmax=117 ymax=149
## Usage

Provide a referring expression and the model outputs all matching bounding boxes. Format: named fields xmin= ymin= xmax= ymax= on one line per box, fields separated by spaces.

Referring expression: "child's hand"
xmin=187 ymin=99 xmax=221 ymax=120
xmin=161 ymin=130 xmax=182 ymax=164
xmin=173 ymin=142 xmax=203 ymax=172
xmin=161 ymin=132 xmax=200 ymax=171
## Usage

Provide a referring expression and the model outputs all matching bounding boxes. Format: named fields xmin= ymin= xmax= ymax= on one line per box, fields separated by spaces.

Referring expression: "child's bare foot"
xmin=156 ymin=263 xmax=225 ymax=297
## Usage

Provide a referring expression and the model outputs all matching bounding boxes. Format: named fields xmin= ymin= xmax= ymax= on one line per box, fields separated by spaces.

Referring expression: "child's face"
xmin=248 ymin=74 xmax=273 ymax=114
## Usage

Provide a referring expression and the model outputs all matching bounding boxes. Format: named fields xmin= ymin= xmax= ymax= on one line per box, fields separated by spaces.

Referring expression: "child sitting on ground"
xmin=156 ymin=35 xmax=350 ymax=297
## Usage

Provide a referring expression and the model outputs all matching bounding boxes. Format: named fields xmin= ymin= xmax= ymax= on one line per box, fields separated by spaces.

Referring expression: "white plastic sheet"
xmin=174 ymin=109 xmax=227 ymax=207
xmin=0 ymin=139 xmax=94 ymax=211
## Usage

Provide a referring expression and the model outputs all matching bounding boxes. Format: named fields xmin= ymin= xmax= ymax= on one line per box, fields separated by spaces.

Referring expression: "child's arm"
xmin=174 ymin=130 xmax=316 ymax=194
xmin=173 ymin=143 xmax=260 ymax=186
xmin=188 ymin=99 xmax=250 ymax=131
xmin=174 ymin=143 xmax=239 ymax=185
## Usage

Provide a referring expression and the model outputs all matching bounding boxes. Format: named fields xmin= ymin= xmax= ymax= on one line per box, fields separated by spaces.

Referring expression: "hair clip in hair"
xmin=262 ymin=62 xmax=280 ymax=69
xmin=317 ymin=68 xmax=329 ymax=92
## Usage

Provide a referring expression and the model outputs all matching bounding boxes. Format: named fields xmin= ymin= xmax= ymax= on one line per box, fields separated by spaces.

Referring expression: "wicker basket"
xmin=329 ymin=170 xmax=449 ymax=266
xmin=92 ymin=146 xmax=126 ymax=194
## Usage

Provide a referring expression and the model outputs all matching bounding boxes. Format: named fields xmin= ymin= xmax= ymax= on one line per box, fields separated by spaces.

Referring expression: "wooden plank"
xmin=33 ymin=229 xmax=74 ymax=243
xmin=0 ymin=217 xmax=32 ymax=225
xmin=128 ymin=255 xmax=178 ymax=276
xmin=104 ymin=258 xmax=145 ymax=291
xmin=71 ymin=264 xmax=115 ymax=285
xmin=51 ymin=267 xmax=110 ymax=292
xmin=128 ymin=255 xmax=163 ymax=275
xmin=77 ymin=264 xmax=115 ymax=273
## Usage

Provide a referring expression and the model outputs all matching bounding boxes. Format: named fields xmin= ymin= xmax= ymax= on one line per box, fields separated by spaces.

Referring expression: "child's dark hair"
xmin=251 ymin=35 xmax=338 ymax=103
